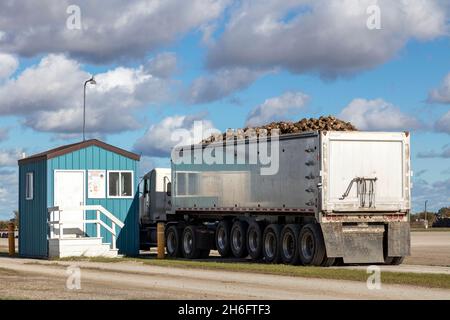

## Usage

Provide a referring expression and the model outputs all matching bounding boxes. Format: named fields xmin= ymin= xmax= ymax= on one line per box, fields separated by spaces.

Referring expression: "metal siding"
xmin=47 ymin=145 xmax=139 ymax=256
xmin=171 ymin=135 xmax=319 ymax=213
xmin=19 ymin=159 xmax=48 ymax=257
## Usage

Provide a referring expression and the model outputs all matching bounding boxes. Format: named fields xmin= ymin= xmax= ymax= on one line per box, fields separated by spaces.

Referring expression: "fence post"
xmin=157 ymin=222 xmax=165 ymax=259
xmin=8 ymin=222 xmax=15 ymax=256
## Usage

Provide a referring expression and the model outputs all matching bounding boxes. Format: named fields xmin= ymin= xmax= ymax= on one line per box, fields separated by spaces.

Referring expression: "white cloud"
xmin=435 ymin=110 xmax=450 ymax=134
xmin=207 ymin=0 xmax=448 ymax=77
xmin=428 ymin=73 xmax=450 ymax=103
xmin=0 ymin=54 xmax=174 ymax=134
xmin=0 ymin=169 xmax=18 ymax=219
xmin=0 ymin=0 xmax=229 ymax=63
xmin=0 ymin=149 xmax=24 ymax=167
xmin=134 ymin=114 xmax=218 ymax=157
xmin=187 ymin=68 xmax=266 ymax=104
xmin=339 ymin=98 xmax=421 ymax=131
xmin=145 ymin=52 xmax=178 ymax=78
xmin=0 ymin=53 xmax=18 ymax=80
xmin=245 ymin=91 xmax=309 ymax=127
xmin=412 ymin=177 xmax=450 ymax=212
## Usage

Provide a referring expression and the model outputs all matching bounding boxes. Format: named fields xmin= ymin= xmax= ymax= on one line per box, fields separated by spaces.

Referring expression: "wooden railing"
xmin=47 ymin=205 xmax=125 ymax=250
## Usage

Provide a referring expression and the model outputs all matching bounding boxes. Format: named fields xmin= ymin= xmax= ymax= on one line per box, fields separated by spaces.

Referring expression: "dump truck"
xmin=139 ymin=131 xmax=411 ymax=266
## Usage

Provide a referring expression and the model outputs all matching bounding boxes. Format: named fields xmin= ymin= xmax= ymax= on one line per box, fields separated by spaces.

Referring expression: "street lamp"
xmin=424 ymin=200 xmax=428 ymax=229
xmin=83 ymin=76 xmax=96 ymax=141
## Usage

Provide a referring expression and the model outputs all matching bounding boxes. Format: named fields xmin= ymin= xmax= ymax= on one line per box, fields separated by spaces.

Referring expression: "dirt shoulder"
xmin=1 ymin=257 xmax=450 ymax=300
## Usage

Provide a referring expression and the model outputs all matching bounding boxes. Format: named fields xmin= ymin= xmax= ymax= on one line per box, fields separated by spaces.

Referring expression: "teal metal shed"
xmin=18 ymin=139 xmax=141 ymax=258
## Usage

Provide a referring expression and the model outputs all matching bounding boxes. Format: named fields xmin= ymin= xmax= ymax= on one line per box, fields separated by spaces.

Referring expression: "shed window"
xmin=25 ymin=172 xmax=34 ymax=200
xmin=108 ymin=171 xmax=133 ymax=198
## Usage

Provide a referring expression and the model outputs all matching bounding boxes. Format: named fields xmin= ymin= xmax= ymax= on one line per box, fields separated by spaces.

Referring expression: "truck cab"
xmin=139 ymin=168 xmax=171 ymax=248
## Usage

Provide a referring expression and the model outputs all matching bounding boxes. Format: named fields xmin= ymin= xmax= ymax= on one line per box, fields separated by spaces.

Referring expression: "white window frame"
xmin=107 ymin=170 xmax=134 ymax=199
xmin=25 ymin=172 xmax=34 ymax=200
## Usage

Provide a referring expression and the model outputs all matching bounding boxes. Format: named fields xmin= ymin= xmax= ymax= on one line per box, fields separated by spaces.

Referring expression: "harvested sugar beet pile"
xmin=202 ymin=116 xmax=357 ymax=144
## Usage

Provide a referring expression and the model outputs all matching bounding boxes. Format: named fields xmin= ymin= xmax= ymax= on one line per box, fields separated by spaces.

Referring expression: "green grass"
xmin=411 ymin=228 xmax=450 ymax=232
xmin=54 ymin=256 xmax=450 ymax=290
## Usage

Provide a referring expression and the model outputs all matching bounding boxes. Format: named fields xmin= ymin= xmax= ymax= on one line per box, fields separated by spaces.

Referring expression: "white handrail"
xmin=47 ymin=205 xmax=124 ymax=250
xmin=82 ymin=205 xmax=124 ymax=228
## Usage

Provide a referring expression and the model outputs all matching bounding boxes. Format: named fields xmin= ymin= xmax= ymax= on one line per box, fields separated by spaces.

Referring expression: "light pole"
xmin=424 ymin=200 xmax=428 ymax=229
xmin=83 ymin=76 xmax=96 ymax=141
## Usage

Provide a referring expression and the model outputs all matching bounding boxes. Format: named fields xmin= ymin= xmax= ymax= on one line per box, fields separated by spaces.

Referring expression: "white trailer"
xmin=140 ymin=131 xmax=411 ymax=266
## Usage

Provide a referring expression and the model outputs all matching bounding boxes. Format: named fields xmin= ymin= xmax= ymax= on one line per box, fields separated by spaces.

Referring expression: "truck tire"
xmin=166 ymin=225 xmax=181 ymax=257
xmin=230 ymin=221 xmax=248 ymax=258
xmin=332 ymin=258 xmax=345 ymax=266
xmin=280 ymin=224 xmax=300 ymax=265
xmin=262 ymin=224 xmax=282 ymax=263
xmin=247 ymin=221 xmax=263 ymax=260
xmin=298 ymin=223 xmax=327 ymax=266
xmin=216 ymin=220 xmax=232 ymax=257
xmin=321 ymin=257 xmax=336 ymax=267
xmin=182 ymin=225 xmax=201 ymax=259
xmin=385 ymin=256 xmax=405 ymax=265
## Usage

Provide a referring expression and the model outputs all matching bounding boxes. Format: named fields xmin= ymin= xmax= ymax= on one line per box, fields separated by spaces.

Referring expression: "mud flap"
xmin=321 ymin=223 xmax=385 ymax=264
xmin=196 ymin=228 xmax=215 ymax=250
xmin=388 ymin=222 xmax=410 ymax=257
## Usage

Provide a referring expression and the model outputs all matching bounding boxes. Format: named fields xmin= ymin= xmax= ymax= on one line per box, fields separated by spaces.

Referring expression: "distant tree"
xmin=437 ymin=207 xmax=450 ymax=218
xmin=411 ymin=211 xmax=437 ymax=225
xmin=12 ymin=210 xmax=19 ymax=227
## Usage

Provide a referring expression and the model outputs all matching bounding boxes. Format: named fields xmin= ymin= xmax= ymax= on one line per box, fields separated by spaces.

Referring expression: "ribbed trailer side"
xmin=171 ymin=132 xmax=320 ymax=216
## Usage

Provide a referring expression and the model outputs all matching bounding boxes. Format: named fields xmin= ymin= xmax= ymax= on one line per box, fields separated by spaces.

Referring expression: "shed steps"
xmin=49 ymin=237 xmax=119 ymax=258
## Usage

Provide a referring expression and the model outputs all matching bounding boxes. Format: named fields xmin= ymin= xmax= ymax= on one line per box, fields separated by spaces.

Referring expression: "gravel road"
xmin=405 ymin=231 xmax=450 ymax=266
xmin=0 ymin=257 xmax=449 ymax=300
xmin=0 ymin=230 xmax=449 ymax=299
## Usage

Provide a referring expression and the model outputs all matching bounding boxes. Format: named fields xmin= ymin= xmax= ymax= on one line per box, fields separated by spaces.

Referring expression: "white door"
xmin=54 ymin=171 xmax=85 ymax=236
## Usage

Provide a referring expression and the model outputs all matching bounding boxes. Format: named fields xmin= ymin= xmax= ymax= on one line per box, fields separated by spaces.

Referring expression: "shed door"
xmin=54 ymin=171 xmax=85 ymax=236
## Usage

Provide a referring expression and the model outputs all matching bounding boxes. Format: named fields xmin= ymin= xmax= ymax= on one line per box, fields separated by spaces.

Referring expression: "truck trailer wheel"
xmin=262 ymin=224 xmax=282 ymax=263
xmin=298 ymin=223 xmax=327 ymax=266
xmin=385 ymin=256 xmax=405 ymax=265
xmin=166 ymin=225 xmax=181 ymax=257
xmin=182 ymin=225 xmax=201 ymax=259
xmin=321 ymin=257 xmax=336 ymax=267
xmin=280 ymin=224 xmax=300 ymax=265
xmin=216 ymin=220 xmax=232 ymax=257
xmin=230 ymin=221 xmax=248 ymax=258
xmin=247 ymin=221 xmax=263 ymax=260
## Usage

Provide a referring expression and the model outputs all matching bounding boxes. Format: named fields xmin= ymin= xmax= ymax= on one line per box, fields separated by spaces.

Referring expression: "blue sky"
xmin=0 ymin=0 xmax=449 ymax=219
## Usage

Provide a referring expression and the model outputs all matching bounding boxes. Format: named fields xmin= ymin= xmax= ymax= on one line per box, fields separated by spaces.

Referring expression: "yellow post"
xmin=157 ymin=222 xmax=165 ymax=259
xmin=8 ymin=222 xmax=15 ymax=256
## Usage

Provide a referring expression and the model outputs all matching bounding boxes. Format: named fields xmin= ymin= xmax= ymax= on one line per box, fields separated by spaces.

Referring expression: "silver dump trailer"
xmin=140 ymin=131 xmax=411 ymax=266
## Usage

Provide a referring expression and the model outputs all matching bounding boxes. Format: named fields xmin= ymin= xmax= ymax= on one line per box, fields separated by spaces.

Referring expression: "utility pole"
xmin=424 ymin=200 xmax=428 ymax=229
xmin=83 ymin=76 xmax=96 ymax=141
